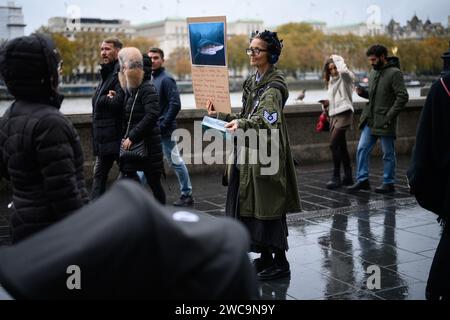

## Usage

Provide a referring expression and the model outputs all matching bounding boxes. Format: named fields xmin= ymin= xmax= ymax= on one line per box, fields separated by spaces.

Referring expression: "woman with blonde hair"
xmin=118 ymin=47 xmax=165 ymax=204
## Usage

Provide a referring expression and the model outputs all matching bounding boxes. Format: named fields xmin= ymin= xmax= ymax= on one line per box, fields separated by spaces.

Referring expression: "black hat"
xmin=0 ymin=33 xmax=61 ymax=102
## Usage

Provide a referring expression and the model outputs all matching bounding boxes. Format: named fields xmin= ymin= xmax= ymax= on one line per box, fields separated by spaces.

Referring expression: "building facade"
xmin=47 ymin=17 xmax=135 ymax=40
xmin=325 ymin=23 xmax=385 ymax=37
xmin=387 ymin=15 xmax=448 ymax=40
xmin=134 ymin=17 xmax=264 ymax=58
xmin=0 ymin=1 xmax=26 ymax=42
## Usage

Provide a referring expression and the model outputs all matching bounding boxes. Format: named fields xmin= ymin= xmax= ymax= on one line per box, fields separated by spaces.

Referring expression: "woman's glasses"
xmin=246 ymin=48 xmax=268 ymax=55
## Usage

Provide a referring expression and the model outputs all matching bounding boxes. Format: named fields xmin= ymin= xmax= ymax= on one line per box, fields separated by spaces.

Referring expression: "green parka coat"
xmin=218 ymin=67 xmax=301 ymax=220
xmin=359 ymin=57 xmax=409 ymax=136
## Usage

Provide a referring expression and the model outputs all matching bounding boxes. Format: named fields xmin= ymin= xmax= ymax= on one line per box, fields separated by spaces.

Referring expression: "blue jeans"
xmin=137 ymin=138 xmax=192 ymax=196
xmin=356 ymin=125 xmax=396 ymax=185
xmin=162 ymin=136 xmax=193 ymax=196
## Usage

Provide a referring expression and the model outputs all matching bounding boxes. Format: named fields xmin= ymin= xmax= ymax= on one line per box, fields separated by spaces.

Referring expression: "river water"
xmin=0 ymin=88 xmax=423 ymax=115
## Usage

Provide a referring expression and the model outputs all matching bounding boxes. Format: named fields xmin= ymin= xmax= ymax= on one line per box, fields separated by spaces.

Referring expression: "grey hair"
xmin=118 ymin=47 xmax=144 ymax=70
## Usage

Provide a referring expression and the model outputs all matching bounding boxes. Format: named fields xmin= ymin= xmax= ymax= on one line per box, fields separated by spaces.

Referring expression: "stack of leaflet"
xmin=202 ymin=116 xmax=232 ymax=140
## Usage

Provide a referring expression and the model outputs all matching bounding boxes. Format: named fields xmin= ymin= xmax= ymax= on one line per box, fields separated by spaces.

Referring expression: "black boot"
xmin=253 ymin=250 xmax=274 ymax=273
xmin=326 ymin=175 xmax=342 ymax=189
xmin=342 ymin=166 xmax=354 ymax=186
xmin=346 ymin=180 xmax=371 ymax=193
xmin=258 ymin=250 xmax=290 ymax=281
xmin=375 ymin=184 xmax=395 ymax=194
xmin=328 ymin=143 xmax=342 ymax=189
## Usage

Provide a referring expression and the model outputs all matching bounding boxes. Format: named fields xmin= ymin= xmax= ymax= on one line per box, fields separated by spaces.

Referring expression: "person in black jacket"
xmin=91 ymin=37 xmax=125 ymax=200
xmin=148 ymin=48 xmax=194 ymax=207
xmin=407 ymin=73 xmax=450 ymax=300
xmin=118 ymin=48 xmax=166 ymax=204
xmin=0 ymin=34 xmax=89 ymax=243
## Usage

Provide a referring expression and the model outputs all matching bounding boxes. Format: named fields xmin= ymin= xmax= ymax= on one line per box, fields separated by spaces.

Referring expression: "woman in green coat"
xmin=207 ymin=30 xmax=301 ymax=281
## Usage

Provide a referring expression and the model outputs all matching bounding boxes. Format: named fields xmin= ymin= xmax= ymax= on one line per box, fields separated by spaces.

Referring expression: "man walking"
xmin=148 ymin=48 xmax=194 ymax=206
xmin=347 ymin=44 xmax=409 ymax=194
xmin=91 ymin=38 xmax=125 ymax=200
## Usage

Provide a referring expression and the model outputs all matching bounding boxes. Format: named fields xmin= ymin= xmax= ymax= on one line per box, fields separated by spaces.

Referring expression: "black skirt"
xmin=225 ymin=163 xmax=289 ymax=253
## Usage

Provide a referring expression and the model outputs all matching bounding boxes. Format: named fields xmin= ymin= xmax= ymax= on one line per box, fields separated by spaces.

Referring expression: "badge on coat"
xmin=263 ymin=110 xmax=278 ymax=125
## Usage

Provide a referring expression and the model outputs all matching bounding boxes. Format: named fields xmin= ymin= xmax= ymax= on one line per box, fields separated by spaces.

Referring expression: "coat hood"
xmin=385 ymin=56 xmax=401 ymax=70
xmin=0 ymin=33 xmax=63 ymax=108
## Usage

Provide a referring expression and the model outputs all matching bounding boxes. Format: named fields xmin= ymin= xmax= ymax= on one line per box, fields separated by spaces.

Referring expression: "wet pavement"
xmin=0 ymin=156 xmax=442 ymax=300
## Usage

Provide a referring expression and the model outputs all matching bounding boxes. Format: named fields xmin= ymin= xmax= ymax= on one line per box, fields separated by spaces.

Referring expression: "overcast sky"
xmin=8 ymin=0 xmax=450 ymax=35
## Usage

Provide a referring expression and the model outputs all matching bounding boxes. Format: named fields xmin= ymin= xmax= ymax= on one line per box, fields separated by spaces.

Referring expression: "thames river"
xmin=0 ymin=88 xmax=423 ymax=115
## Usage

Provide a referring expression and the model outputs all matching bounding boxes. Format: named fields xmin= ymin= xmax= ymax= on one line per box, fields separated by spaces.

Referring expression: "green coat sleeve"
xmin=386 ymin=71 xmax=409 ymax=123
xmin=217 ymin=112 xmax=240 ymax=122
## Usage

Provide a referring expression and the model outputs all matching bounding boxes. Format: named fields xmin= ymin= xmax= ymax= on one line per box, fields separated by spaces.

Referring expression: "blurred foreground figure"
xmin=0 ymin=180 xmax=259 ymax=300
xmin=407 ymin=74 xmax=450 ymax=300
xmin=0 ymin=34 xmax=88 ymax=243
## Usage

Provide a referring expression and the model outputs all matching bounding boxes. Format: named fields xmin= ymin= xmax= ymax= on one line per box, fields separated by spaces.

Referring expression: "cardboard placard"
xmin=187 ymin=16 xmax=231 ymax=114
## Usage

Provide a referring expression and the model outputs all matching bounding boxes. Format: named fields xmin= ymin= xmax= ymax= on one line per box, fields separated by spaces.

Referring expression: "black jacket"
xmin=152 ymin=68 xmax=181 ymax=138
xmin=121 ymin=82 xmax=163 ymax=173
xmin=407 ymin=74 xmax=450 ymax=221
xmin=0 ymin=100 xmax=89 ymax=243
xmin=92 ymin=61 xmax=125 ymax=156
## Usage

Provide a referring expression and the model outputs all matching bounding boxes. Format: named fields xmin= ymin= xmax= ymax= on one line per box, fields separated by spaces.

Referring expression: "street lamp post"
xmin=442 ymin=40 xmax=450 ymax=76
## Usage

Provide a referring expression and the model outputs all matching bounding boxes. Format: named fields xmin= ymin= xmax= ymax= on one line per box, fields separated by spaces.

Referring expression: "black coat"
xmin=121 ymin=81 xmax=164 ymax=173
xmin=407 ymin=74 xmax=450 ymax=221
xmin=92 ymin=61 xmax=125 ymax=157
xmin=0 ymin=100 xmax=89 ymax=243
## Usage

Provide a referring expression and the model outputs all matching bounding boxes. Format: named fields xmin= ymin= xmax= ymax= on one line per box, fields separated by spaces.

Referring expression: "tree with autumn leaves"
xmin=37 ymin=22 xmax=448 ymax=82
xmin=226 ymin=23 xmax=449 ymax=78
xmin=38 ymin=28 xmax=158 ymax=81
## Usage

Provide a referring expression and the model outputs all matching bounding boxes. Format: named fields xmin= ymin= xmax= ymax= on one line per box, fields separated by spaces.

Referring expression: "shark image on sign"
xmin=189 ymin=22 xmax=226 ymax=66
xmin=197 ymin=39 xmax=224 ymax=55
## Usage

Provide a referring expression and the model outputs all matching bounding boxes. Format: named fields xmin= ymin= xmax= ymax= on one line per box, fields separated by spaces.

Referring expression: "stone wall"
xmin=1 ymin=98 xmax=425 ymax=183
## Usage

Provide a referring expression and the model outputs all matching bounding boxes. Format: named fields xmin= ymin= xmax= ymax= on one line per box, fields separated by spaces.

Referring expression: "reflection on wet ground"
xmin=0 ymin=156 xmax=441 ymax=300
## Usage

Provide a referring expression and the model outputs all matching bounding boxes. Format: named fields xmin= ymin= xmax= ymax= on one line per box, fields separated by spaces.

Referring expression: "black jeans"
xmin=91 ymin=155 xmax=119 ymax=200
xmin=330 ymin=127 xmax=352 ymax=178
xmin=121 ymin=171 xmax=166 ymax=205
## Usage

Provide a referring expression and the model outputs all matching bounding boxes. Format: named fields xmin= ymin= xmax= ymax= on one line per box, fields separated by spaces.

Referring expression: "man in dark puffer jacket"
xmin=91 ymin=37 xmax=125 ymax=200
xmin=0 ymin=34 xmax=89 ymax=243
